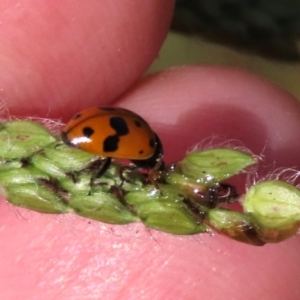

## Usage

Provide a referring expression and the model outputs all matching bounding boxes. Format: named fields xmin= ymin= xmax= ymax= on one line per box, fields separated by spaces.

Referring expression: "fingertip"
xmin=0 ymin=0 xmax=175 ymax=118
xmin=118 ymin=66 xmax=300 ymax=168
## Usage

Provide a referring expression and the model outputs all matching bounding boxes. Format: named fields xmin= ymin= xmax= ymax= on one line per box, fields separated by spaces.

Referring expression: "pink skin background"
xmin=0 ymin=1 xmax=300 ymax=299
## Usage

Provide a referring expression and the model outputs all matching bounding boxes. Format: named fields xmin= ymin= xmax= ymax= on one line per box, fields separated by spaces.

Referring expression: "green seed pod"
xmin=61 ymin=173 xmax=120 ymax=196
xmin=0 ymin=160 xmax=23 ymax=171
xmin=43 ymin=145 xmax=99 ymax=172
xmin=206 ymin=209 xmax=265 ymax=246
xmin=125 ymin=185 xmax=208 ymax=234
xmin=244 ymin=180 xmax=300 ymax=229
xmin=0 ymin=167 xmax=49 ymax=186
xmin=4 ymin=183 xmax=70 ymax=214
xmin=69 ymin=192 xmax=137 ymax=224
xmin=59 ymin=175 xmax=94 ymax=195
xmin=30 ymin=154 xmax=67 ymax=179
xmin=167 ymin=148 xmax=256 ymax=187
xmin=0 ymin=121 xmax=56 ymax=159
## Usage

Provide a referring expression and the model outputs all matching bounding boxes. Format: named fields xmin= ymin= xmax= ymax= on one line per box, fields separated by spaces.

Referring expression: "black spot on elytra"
xmin=134 ymin=120 xmax=142 ymax=127
xmin=103 ymin=136 xmax=120 ymax=152
xmin=149 ymin=138 xmax=155 ymax=148
xmin=73 ymin=113 xmax=82 ymax=119
xmin=82 ymin=127 xmax=94 ymax=138
xmin=101 ymin=117 xmax=129 ymax=153
xmin=110 ymin=117 xmax=129 ymax=136
xmin=139 ymin=150 xmax=144 ymax=155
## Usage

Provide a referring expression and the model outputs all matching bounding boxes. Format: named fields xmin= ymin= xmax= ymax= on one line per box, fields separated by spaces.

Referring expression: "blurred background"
xmin=150 ymin=0 xmax=300 ymax=100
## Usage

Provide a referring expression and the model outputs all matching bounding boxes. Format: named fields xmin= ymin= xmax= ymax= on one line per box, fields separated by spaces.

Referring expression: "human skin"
xmin=0 ymin=1 xmax=300 ymax=299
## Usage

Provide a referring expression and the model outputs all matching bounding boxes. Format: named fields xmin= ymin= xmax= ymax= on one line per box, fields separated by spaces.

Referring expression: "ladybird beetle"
xmin=61 ymin=107 xmax=164 ymax=180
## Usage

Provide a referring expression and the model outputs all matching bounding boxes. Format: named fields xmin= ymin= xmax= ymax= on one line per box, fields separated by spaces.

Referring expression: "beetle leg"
xmin=89 ymin=158 xmax=112 ymax=194
xmin=118 ymin=165 xmax=140 ymax=186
